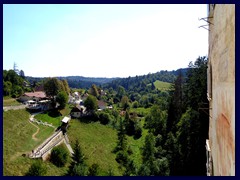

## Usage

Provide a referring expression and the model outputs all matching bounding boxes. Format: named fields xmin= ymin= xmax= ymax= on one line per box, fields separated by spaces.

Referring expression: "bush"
xmin=115 ymin=150 xmax=129 ymax=166
xmin=50 ymin=144 xmax=70 ymax=167
xmin=132 ymin=101 xmax=139 ymax=108
xmin=71 ymin=164 xmax=89 ymax=176
xmin=25 ymin=160 xmax=47 ymax=176
xmin=99 ymin=112 xmax=111 ymax=125
xmin=88 ymin=163 xmax=100 ymax=176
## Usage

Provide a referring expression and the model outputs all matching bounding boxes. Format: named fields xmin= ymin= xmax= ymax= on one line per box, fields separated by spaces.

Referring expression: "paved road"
xmin=3 ymin=104 xmax=27 ymax=111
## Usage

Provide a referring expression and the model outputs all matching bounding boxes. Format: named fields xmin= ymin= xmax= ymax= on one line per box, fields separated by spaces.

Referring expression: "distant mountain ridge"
xmin=25 ymin=68 xmax=190 ymax=89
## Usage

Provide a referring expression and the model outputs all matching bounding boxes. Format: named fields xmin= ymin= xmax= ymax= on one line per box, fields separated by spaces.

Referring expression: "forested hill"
xmin=57 ymin=76 xmax=118 ymax=89
xmin=25 ymin=76 xmax=118 ymax=89
xmin=25 ymin=68 xmax=189 ymax=89
xmin=103 ymin=68 xmax=190 ymax=91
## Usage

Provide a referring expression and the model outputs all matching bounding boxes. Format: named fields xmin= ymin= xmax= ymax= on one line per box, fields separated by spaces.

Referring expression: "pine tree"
xmin=67 ymin=140 xmax=87 ymax=176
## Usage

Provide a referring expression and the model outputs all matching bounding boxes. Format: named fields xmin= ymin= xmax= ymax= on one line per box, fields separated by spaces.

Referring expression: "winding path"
xmin=29 ymin=121 xmax=40 ymax=141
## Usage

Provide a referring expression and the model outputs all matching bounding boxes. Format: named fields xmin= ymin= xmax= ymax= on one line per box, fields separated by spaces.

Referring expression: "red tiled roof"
xmin=98 ymin=100 xmax=106 ymax=107
xmin=24 ymin=91 xmax=46 ymax=98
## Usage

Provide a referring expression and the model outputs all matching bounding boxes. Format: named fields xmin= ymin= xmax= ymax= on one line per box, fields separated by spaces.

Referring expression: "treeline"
xmin=25 ymin=68 xmax=189 ymax=90
xmin=26 ymin=76 xmax=118 ymax=89
xmin=103 ymin=68 xmax=188 ymax=92
xmin=166 ymin=56 xmax=209 ymax=175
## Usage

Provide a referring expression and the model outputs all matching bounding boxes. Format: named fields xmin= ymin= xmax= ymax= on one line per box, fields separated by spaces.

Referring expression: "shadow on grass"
xmin=77 ymin=114 xmax=100 ymax=124
xmin=48 ymin=109 xmax=61 ymax=118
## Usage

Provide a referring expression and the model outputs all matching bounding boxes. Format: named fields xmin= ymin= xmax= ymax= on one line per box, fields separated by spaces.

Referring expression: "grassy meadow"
xmin=3 ymin=96 xmax=22 ymax=106
xmin=153 ymin=80 xmax=172 ymax=91
xmin=3 ymin=109 xmax=56 ymax=175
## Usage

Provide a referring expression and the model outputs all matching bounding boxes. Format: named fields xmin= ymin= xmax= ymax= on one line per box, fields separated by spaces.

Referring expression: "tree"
xmin=166 ymin=56 xmax=209 ymax=175
xmin=25 ymin=160 xmax=47 ymax=176
xmin=117 ymin=85 xmax=126 ymax=100
xmin=61 ymin=79 xmax=70 ymax=95
xmin=166 ymin=70 xmax=185 ymax=134
xmin=138 ymin=132 xmax=170 ymax=176
xmin=164 ymin=132 xmax=179 ymax=175
xmin=132 ymin=101 xmax=139 ymax=108
xmin=84 ymin=95 xmax=98 ymax=112
xmin=89 ymin=84 xmax=99 ymax=98
xmin=114 ymin=118 xmax=127 ymax=152
xmin=5 ymin=69 xmax=23 ymax=86
xmin=69 ymin=164 xmax=88 ymax=176
xmin=98 ymin=112 xmax=112 ymax=125
xmin=142 ymin=133 xmax=156 ymax=164
xmin=56 ymin=91 xmax=68 ymax=109
xmin=50 ymin=144 xmax=70 ymax=167
xmin=67 ymin=139 xmax=87 ymax=176
xmin=124 ymin=111 xmax=135 ymax=136
xmin=123 ymin=159 xmax=137 ymax=176
xmin=19 ymin=70 xmax=25 ymax=79
xmin=144 ymin=105 xmax=167 ymax=136
xmin=43 ymin=78 xmax=61 ymax=98
xmin=121 ymin=95 xmax=130 ymax=110
xmin=88 ymin=163 xmax=100 ymax=176
xmin=3 ymin=81 xmax=12 ymax=96
xmin=11 ymin=85 xmax=23 ymax=98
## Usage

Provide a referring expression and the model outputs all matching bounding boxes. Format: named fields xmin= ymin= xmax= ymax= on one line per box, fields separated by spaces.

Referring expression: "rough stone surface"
xmin=208 ymin=4 xmax=235 ymax=176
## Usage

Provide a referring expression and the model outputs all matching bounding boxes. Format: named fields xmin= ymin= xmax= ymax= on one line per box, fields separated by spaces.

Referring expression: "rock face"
xmin=207 ymin=4 xmax=235 ymax=176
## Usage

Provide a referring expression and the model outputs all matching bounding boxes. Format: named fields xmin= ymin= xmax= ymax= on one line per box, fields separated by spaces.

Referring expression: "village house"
xmin=97 ymin=100 xmax=106 ymax=111
xmin=70 ymin=105 xmax=86 ymax=118
xmin=18 ymin=91 xmax=47 ymax=103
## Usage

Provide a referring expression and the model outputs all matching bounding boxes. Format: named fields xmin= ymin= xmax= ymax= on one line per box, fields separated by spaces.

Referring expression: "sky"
xmin=3 ymin=4 xmax=208 ymax=78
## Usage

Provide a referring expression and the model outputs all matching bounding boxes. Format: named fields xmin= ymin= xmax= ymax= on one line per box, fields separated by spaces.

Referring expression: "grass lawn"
xmin=67 ymin=118 xmax=123 ymax=175
xmin=130 ymin=107 xmax=151 ymax=117
xmin=35 ymin=105 xmax=72 ymax=127
xmin=3 ymin=109 xmax=56 ymax=176
xmin=67 ymin=117 xmax=147 ymax=176
xmin=34 ymin=110 xmax=63 ymax=127
xmin=153 ymin=80 xmax=172 ymax=91
xmin=3 ymin=96 xmax=22 ymax=106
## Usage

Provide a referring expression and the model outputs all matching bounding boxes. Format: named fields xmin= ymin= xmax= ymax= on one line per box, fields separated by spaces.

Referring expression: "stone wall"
xmin=208 ymin=4 xmax=235 ymax=176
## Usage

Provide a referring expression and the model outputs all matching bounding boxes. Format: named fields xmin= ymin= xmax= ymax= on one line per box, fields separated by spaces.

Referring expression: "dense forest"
xmin=24 ymin=68 xmax=189 ymax=90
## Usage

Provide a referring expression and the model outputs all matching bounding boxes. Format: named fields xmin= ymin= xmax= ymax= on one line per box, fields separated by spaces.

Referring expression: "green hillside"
xmin=3 ymin=109 xmax=58 ymax=175
xmin=153 ymin=80 xmax=172 ymax=91
xmin=67 ymin=119 xmax=122 ymax=175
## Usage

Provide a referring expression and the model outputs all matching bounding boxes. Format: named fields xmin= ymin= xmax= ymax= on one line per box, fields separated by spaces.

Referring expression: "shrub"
xmin=99 ymin=112 xmax=111 ymax=125
xmin=50 ymin=144 xmax=70 ymax=167
xmin=25 ymin=160 xmax=47 ymax=176
xmin=115 ymin=150 xmax=128 ymax=166
xmin=88 ymin=163 xmax=100 ymax=176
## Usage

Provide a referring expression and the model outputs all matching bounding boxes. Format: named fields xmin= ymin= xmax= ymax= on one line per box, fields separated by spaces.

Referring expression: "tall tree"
xmin=166 ymin=70 xmax=185 ymax=134
xmin=19 ymin=70 xmax=25 ymax=79
xmin=121 ymin=95 xmax=130 ymax=110
xmin=43 ymin=78 xmax=61 ymax=98
xmin=89 ymin=84 xmax=99 ymax=98
xmin=61 ymin=79 xmax=70 ymax=95
xmin=144 ymin=105 xmax=167 ymax=136
xmin=84 ymin=95 xmax=98 ymax=113
xmin=56 ymin=91 xmax=68 ymax=109
xmin=166 ymin=56 xmax=209 ymax=175
xmin=67 ymin=139 xmax=88 ymax=176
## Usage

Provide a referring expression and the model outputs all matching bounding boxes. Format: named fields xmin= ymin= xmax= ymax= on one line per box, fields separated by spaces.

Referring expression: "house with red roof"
xmin=18 ymin=91 xmax=47 ymax=103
